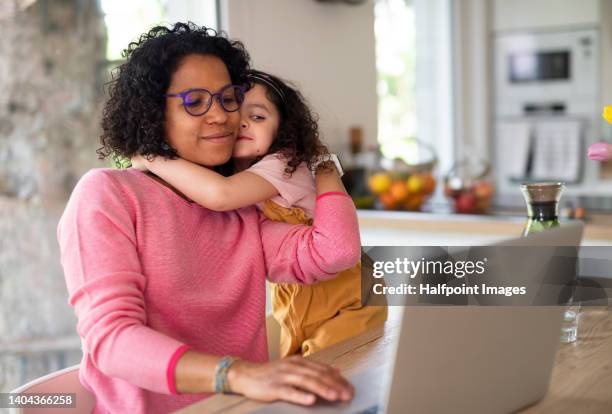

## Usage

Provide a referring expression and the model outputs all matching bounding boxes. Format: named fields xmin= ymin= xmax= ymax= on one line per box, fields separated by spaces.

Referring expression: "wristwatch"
xmin=312 ymin=154 xmax=344 ymax=177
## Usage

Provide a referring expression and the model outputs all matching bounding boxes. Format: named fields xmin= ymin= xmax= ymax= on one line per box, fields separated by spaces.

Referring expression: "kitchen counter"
xmin=357 ymin=209 xmax=612 ymax=245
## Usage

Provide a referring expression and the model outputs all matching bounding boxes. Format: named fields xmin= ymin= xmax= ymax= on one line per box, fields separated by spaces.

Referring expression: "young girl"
xmin=133 ymin=70 xmax=387 ymax=357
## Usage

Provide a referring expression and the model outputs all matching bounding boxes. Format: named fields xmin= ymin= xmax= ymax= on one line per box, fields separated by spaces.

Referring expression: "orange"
xmin=403 ymin=194 xmax=424 ymax=211
xmin=421 ymin=173 xmax=436 ymax=195
xmin=380 ymin=192 xmax=398 ymax=210
xmin=406 ymin=174 xmax=424 ymax=194
xmin=368 ymin=173 xmax=392 ymax=194
xmin=389 ymin=181 xmax=410 ymax=202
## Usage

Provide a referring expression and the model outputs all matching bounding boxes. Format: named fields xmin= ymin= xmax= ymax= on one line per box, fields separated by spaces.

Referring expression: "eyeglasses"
xmin=165 ymin=84 xmax=246 ymax=116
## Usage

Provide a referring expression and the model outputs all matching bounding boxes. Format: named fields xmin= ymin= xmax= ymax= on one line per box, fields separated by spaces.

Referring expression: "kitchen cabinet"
xmin=492 ymin=0 xmax=600 ymax=32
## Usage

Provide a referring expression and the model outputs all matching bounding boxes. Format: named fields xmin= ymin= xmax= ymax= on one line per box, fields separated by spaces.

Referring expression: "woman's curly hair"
xmin=98 ymin=22 xmax=250 ymax=164
xmin=247 ymin=70 xmax=329 ymax=175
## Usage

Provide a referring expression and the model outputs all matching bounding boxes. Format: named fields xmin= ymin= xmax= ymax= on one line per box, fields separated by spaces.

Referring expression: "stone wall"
xmin=0 ymin=0 xmax=107 ymax=393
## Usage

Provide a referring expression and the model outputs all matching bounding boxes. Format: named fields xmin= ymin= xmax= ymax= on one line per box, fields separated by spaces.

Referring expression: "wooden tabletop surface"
xmin=175 ymin=306 xmax=612 ymax=414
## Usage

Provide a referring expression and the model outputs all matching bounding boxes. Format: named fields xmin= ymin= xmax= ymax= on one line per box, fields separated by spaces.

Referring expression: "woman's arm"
xmin=260 ymin=162 xmax=361 ymax=284
xmin=132 ymin=155 xmax=278 ymax=211
xmin=58 ymin=170 xmax=191 ymax=394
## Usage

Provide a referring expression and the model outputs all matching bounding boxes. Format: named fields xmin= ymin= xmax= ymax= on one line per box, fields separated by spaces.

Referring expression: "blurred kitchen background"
xmin=2 ymin=0 xmax=612 ymax=395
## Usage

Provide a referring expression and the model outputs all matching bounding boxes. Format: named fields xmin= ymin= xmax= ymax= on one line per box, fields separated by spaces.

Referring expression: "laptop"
xmin=255 ymin=222 xmax=584 ymax=414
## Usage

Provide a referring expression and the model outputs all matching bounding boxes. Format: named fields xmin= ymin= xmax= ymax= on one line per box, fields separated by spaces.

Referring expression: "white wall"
xmin=221 ymin=0 xmax=378 ymax=154
xmin=164 ymin=0 xmax=217 ymax=30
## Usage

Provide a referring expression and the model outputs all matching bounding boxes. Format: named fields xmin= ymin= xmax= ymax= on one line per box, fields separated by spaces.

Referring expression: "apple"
xmin=473 ymin=180 xmax=494 ymax=200
xmin=455 ymin=193 xmax=478 ymax=214
xmin=476 ymin=197 xmax=491 ymax=211
xmin=445 ymin=184 xmax=459 ymax=198
xmin=444 ymin=177 xmax=463 ymax=198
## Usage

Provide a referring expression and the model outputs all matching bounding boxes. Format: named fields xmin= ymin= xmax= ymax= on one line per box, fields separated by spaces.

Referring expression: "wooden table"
xmin=175 ymin=307 xmax=612 ymax=414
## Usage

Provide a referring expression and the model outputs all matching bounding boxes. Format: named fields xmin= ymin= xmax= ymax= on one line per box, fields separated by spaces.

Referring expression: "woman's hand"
xmin=131 ymin=155 xmax=152 ymax=171
xmin=588 ymin=142 xmax=612 ymax=161
xmin=227 ymin=356 xmax=354 ymax=406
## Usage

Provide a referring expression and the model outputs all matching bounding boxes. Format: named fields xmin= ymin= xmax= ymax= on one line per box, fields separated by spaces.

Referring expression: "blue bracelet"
xmin=214 ymin=356 xmax=239 ymax=394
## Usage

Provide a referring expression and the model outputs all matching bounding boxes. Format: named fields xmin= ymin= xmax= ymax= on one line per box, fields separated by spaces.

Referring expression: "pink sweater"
xmin=57 ymin=168 xmax=361 ymax=414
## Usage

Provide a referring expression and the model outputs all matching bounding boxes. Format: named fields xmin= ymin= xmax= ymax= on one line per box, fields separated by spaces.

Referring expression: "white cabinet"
xmin=493 ymin=0 xmax=600 ymax=32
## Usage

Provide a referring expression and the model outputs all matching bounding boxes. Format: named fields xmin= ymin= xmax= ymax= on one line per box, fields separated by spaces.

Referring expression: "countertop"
xmin=356 ymin=208 xmax=612 ymax=243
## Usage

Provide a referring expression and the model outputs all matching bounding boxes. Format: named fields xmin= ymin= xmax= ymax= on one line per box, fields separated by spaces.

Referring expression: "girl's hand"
xmin=588 ymin=142 xmax=612 ymax=161
xmin=131 ymin=155 xmax=151 ymax=171
xmin=227 ymin=356 xmax=354 ymax=406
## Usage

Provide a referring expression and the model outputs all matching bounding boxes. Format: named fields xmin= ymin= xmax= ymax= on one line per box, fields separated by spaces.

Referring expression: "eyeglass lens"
xmin=183 ymin=85 xmax=244 ymax=116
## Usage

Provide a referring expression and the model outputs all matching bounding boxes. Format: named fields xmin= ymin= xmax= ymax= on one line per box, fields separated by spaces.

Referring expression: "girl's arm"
xmin=313 ymin=160 xmax=349 ymax=195
xmin=260 ymin=161 xmax=361 ymax=284
xmin=132 ymin=155 xmax=278 ymax=211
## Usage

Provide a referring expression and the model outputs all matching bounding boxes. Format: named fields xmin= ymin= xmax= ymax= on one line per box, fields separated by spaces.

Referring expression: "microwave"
xmin=494 ymin=29 xmax=599 ymax=118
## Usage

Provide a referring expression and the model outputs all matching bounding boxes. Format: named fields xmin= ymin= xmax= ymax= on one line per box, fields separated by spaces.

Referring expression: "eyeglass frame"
xmin=165 ymin=84 xmax=247 ymax=116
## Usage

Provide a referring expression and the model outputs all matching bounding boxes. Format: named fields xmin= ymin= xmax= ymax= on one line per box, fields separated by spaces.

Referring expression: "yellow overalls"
xmin=262 ymin=199 xmax=388 ymax=357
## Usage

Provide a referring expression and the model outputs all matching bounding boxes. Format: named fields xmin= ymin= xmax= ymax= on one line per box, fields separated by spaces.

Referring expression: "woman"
xmin=58 ymin=23 xmax=358 ymax=413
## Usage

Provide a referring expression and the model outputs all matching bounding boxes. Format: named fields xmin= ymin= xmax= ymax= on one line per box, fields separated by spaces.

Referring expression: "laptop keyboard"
xmin=353 ymin=404 xmax=379 ymax=414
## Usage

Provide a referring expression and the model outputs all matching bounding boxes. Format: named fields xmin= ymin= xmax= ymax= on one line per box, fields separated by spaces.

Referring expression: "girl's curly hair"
xmin=98 ymin=22 xmax=250 ymax=164
xmin=247 ymin=70 xmax=329 ymax=175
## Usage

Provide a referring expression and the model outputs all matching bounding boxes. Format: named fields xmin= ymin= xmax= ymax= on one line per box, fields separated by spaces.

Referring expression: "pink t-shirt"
xmin=57 ymin=168 xmax=360 ymax=414
xmin=247 ymin=154 xmax=316 ymax=218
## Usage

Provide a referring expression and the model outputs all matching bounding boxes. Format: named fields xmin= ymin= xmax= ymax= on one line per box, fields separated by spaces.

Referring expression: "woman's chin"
xmin=186 ymin=152 xmax=233 ymax=168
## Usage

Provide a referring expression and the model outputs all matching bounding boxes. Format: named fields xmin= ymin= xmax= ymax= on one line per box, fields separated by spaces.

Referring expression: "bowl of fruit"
xmin=443 ymin=158 xmax=494 ymax=214
xmin=367 ymin=140 xmax=437 ymax=211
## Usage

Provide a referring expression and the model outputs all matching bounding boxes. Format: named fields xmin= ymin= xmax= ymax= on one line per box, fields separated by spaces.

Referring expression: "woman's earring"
xmin=161 ymin=142 xmax=170 ymax=150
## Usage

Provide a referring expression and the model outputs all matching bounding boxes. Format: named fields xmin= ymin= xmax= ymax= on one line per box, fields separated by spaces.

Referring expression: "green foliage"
xmin=110 ymin=154 xmax=131 ymax=169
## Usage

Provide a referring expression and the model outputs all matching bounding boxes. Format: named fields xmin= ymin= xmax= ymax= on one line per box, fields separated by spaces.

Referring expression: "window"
xmin=374 ymin=0 xmax=454 ymax=174
xmin=374 ymin=0 xmax=417 ymax=163
xmin=101 ymin=0 xmax=219 ymax=62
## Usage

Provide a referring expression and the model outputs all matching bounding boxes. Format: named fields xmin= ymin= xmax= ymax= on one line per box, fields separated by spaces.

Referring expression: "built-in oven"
xmin=495 ymin=29 xmax=598 ymax=117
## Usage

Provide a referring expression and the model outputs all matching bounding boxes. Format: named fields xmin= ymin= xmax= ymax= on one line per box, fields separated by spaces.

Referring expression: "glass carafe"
xmin=520 ymin=182 xmax=578 ymax=343
xmin=520 ymin=182 xmax=564 ymax=236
